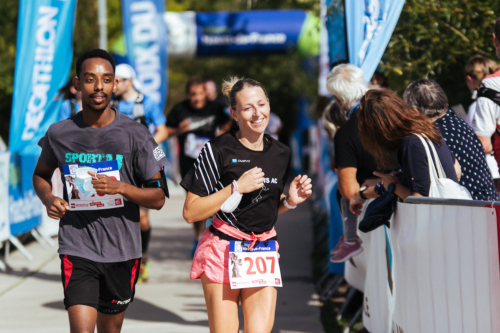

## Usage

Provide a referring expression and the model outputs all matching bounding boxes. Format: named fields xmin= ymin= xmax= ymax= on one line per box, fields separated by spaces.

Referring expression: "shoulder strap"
xmin=133 ymin=93 xmax=145 ymax=119
xmin=69 ymin=99 xmax=77 ymax=116
xmin=477 ymin=86 xmax=500 ymax=107
xmin=421 ymin=134 xmax=446 ymax=178
xmin=415 ymin=134 xmax=441 ymax=183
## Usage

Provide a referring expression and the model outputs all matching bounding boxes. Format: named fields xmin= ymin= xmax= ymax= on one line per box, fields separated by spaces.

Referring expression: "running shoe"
xmin=190 ymin=239 xmax=199 ymax=258
xmin=330 ymin=235 xmax=344 ymax=255
xmin=137 ymin=258 xmax=150 ymax=284
xmin=330 ymin=241 xmax=363 ymax=263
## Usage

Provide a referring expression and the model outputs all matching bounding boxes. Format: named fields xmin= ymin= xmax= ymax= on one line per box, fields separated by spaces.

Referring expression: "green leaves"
xmin=382 ymin=0 xmax=500 ymax=106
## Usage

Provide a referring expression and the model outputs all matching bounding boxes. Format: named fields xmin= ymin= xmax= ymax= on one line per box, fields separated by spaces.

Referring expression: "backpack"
xmin=111 ymin=93 xmax=148 ymax=127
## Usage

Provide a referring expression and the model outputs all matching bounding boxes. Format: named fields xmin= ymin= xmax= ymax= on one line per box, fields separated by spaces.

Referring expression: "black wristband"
xmin=359 ymin=189 xmax=368 ymax=200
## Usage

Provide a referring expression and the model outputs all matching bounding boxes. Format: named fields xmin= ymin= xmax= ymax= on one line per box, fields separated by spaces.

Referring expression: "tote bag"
xmin=415 ymin=134 xmax=472 ymax=200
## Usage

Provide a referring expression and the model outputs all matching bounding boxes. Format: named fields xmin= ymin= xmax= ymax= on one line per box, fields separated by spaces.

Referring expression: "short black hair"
xmin=185 ymin=76 xmax=205 ymax=94
xmin=75 ymin=49 xmax=116 ymax=78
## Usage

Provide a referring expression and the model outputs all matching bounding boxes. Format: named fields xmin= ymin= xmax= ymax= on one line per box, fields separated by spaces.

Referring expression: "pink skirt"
xmin=190 ymin=218 xmax=279 ymax=284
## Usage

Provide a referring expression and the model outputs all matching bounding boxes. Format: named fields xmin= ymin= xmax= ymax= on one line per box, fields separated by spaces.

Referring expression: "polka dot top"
xmin=435 ymin=110 xmax=498 ymax=201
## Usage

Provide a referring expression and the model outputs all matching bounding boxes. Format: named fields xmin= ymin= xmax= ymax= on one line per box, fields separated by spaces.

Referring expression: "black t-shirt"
xmin=180 ymin=131 xmax=290 ymax=234
xmin=334 ymin=112 xmax=392 ymax=184
xmin=398 ymin=134 xmax=458 ymax=196
xmin=38 ymin=110 xmax=167 ymax=263
xmin=167 ymin=100 xmax=230 ymax=176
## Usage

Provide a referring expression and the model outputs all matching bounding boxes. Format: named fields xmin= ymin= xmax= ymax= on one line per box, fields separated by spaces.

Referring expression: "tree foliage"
xmin=382 ymin=0 xmax=500 ymax=106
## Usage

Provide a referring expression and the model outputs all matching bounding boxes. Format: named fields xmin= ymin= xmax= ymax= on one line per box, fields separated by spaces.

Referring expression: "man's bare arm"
xmin=33 ymin=160 xmax=69 ymax=219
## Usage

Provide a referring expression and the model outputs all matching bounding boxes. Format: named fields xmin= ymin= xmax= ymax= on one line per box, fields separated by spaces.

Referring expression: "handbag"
xmin=415 ymin=134 xmax=472 ymax=200
xmin=359 ymin=183 xmax=398 ymax=233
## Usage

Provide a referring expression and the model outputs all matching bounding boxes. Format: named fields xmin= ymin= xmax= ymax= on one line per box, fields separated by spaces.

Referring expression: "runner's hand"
xmin=43 ymin=195 xmax=69 ymax=219
xmin=350 ymin=193 xmax=365 ymax=215
xmin=287 ymin=174 xmax=312 ymax=206
xmin=236 ymin=167 xmax=265 ymax=193
xmin=178 ymin=119 xmax=192 ymax=135
xmin=89 ymin=172 xmax=124 ymax=195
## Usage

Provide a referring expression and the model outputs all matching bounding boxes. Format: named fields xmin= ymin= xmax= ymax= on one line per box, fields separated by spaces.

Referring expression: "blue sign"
xmin=9 ymin=0 xmax=77 ymax=155
xmin=195 ymin=10 xmax=307 ymax=57
xmin=122 ymin=0 xmax=168 ymax=111
xmin=325 ymin=0 xmax=348 ymax=66
xmin=9 ymin=154 xmax=44 ymax=236
xmin=345 ymin=0 xmax=405 ymax=82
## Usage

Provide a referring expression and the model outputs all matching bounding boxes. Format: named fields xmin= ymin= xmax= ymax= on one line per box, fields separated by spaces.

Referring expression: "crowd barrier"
xmin=346 ymin=197 xmax=500 ymax=333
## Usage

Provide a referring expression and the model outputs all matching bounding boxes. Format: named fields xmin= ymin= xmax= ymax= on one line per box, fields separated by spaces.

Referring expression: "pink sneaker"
xmin=330 ymin=235 xmax=344 ymax=255
xmin=330 ymin=241 xmax=363 ymax=263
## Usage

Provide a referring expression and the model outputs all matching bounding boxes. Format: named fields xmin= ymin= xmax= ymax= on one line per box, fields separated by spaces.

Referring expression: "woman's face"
xmin=231 ymin=86 xmax=270 ymax=136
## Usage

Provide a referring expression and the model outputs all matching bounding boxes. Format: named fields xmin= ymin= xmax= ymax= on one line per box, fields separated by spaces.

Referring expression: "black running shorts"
xmin=60 ymin=255 xmax=141 ymax=314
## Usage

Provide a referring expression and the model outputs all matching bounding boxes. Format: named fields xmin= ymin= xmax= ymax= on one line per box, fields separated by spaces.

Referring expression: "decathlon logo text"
xmin=22 ymin=6 xmax=59 ymax=141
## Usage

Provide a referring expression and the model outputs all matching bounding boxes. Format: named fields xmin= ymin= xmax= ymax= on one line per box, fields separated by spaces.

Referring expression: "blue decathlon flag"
xmin=345 ymin=0 xmax=405 ymax=82
xmin=9 ymin=0 xmax=77 ymax=155
xmin=122 ymin=0 xmax=168 ymax=111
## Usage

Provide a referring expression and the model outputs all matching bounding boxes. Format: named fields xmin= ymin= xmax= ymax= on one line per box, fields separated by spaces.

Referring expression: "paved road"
xmin=0 ymin=187 xmax=322 ymax=333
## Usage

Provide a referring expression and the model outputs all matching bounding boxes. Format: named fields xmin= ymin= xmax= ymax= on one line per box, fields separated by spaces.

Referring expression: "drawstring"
xmin=248 ymin=232 xmax=258 ymax=251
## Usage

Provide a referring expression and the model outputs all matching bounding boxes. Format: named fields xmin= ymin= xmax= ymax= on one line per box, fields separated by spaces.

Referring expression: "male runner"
xmin=167 ymin=76 xmax=232 ymax=255
xmin=113 ymin=63 xmax=168 ymax=283
xmin=33 ymin=49 xmax=168 ymax=333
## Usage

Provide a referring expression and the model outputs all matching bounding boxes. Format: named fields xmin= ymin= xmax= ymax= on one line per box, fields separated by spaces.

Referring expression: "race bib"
xmin=62 ymin=160 xmax=125 ymax=211
xmin=184 ymin=133 xmax=210 ymax=159
xmin=228 ymin=240 xmax=282 ymax=289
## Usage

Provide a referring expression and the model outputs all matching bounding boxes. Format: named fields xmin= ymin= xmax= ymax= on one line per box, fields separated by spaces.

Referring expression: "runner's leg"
xmin=241 ymin=286 xmax=277 ymax=333
xmin=201 ymin=273 xmax=240 ymax=333
xmin=96 ymin=311 xmax=126 ymax=333
xmin=68 ymin=305 xmax=97 ymax=333
xmin=139 ymin=208 xmax=151 ymax=282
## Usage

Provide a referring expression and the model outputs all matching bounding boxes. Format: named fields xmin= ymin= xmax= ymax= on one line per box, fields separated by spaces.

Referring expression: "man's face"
xmin=113 ymin=77 xmax=133 ymax=98
xmin=205 ymin=81 xmax=217 ymax=101
xmin=74 ymin=58 xmax=116 ymax=113
xmin=188 ymin=84 xmax=207 ymax=110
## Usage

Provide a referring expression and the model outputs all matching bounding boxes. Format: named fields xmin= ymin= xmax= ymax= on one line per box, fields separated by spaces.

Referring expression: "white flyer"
xmin=228 ymin=240 xmax=282 ymax=289
xmin=62 ymin=160 xmax=125 ymax=211
xmin=184 ymin=133 xmax=210 ymax=159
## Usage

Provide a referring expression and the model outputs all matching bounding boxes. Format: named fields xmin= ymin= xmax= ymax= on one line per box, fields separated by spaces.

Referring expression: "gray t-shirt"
xmin=38 ymin=110 xmax=167 ymax=263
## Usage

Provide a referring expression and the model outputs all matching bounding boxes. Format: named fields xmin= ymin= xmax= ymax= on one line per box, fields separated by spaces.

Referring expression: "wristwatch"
xmin=359 ymin=186 xmax=368 ymax=200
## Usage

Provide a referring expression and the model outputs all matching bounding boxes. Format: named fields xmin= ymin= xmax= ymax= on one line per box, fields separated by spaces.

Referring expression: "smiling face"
xmin=74 ymin=57 xmax=117 ymax=113
xmin=231 ymin=86 xmax=270 ymax=136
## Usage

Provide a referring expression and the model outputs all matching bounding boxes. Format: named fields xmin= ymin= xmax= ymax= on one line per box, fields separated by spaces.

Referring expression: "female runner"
xmin=180 ymin=77 xmax=312 ymax=333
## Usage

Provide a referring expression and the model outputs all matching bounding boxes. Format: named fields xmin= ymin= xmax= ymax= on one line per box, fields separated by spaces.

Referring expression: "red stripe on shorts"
xmin=63 ymin=255 xmax=73 ymax=290
xmin=131 ymin=259 xmax=139 ymax=291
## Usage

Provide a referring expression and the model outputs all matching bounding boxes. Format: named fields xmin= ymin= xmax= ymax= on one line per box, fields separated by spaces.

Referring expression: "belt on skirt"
xmin=209 ymin=225 xmax=278 ymax=243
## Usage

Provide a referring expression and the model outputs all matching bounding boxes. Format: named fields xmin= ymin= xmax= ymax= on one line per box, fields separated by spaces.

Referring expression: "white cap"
xmin=115 ymin=63 xmax=142 ymax=91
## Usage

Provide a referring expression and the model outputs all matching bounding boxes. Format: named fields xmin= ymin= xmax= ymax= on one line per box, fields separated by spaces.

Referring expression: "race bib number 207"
xmin=228 ymin=240 xmax=282 ymax=289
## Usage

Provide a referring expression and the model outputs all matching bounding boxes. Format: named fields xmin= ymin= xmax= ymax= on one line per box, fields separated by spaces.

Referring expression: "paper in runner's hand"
xmin=62 ymin=160 xmax=125 ymax=211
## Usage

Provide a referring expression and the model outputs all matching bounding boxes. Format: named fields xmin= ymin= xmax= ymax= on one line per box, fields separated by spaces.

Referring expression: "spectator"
xmin=357 ymin=89 xmax=459 ymax=200
xmin=470 ymin=18 xmax=500 ymax=179
xmin=464 ymin=55 xmax=500 ymax=183
xmin=369 ymin=71 xmax=389 ymax=89
xmin=326 ymin=64 xmax=388 ymax=263
xmin=404 ymin=79 xmax=497 ymax=201
xmin=57 ymin=76 xmax=82 ymax=121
